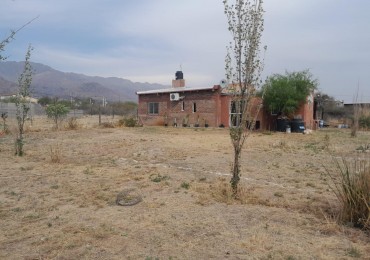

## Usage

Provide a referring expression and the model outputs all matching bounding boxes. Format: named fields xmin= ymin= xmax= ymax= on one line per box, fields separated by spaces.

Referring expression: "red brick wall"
xmin=220 ymin=96 xmax=264 ymax=128
xmin=296 ymin=95 xmax=315 ymax=129
xmin=262 ymin=96 xmax=315 ymax=131
xmin=138 ymin=89 xmax=221 ymax=127
xmin=138 ymin=90 xmax=314 ymax=130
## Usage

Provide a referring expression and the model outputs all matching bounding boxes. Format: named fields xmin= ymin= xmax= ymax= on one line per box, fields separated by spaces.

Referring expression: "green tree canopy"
xmin=262 ymin=70 xmax=318 ymax=117
xmin=37 ymin=96 xmax=52 ymax=106
xmin=45 ymin=103 xmax=70 ymax=129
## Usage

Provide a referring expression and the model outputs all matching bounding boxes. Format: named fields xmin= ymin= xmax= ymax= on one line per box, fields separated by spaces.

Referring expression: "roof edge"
xmin=136 ymin=85 xmax=220 ymax=95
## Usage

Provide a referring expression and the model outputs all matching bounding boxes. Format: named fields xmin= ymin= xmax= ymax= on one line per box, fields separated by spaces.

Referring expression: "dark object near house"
xmin=291 ymin=119 xmax=305 ymax=133
xmin=175 ymin=71 xmax=183 ymax=80
xmin=319 ymin=120 xmax=330 ymax=128
xmin=276 ymin=118 xmax=290 ymax=132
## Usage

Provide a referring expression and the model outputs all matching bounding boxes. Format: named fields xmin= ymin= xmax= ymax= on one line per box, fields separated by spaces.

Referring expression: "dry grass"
xmin=326 ymin=157 xmax=370 ymax=230
xmin=49 ymin=143 xmax=62 ymax=163
xmin=65 ymin=117 xmax=79 ymax=130
xmin=0 ymin=115 xmax=369 ymax=259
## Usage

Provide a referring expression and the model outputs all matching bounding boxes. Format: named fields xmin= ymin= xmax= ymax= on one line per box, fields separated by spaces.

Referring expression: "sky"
xmin=1 ymin=0 xmax=370 ymax=103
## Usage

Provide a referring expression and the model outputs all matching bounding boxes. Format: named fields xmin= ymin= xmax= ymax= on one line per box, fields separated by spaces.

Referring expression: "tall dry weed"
xmin=66 ymin=117 xmax=79 ymax=130
xmin=326 ymin=157 xmax=370 ymax=230
xmin=210 ymin=178 xmax=255 ymax=204
xmin=49 ymin=143 xmax=62 ymax=163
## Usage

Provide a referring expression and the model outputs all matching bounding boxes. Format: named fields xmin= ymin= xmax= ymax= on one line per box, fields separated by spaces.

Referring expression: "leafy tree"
xmin=57 ymin=99 xmax=72 ymax=108
xmin=111 ymin=101 xmax=137 ymax=116
xmin=46 ymin=103 xmax=70 ymax=129
xmin=0 ymin=96 xmax=18 ymax=103
xmin=224 ymin=0 xmax=265 ymax=195
xmin=262 ymin=70 xmax=318 ymax=117
xmin=38 ymin=96 xmax=53 ymax=106
xmin=315 ymin=92 xmax=345 ymax=120
xmin=14 ymin=45 xmax=33 ymax=156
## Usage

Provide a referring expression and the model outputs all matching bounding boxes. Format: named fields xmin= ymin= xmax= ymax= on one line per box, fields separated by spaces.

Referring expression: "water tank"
xmin=276 ymin=118 xmax=289 ymax=132
xmin=175 ymin=71 xmax=183 ymax=80
xmin=291 ymin=119 xmax=305 ymax=133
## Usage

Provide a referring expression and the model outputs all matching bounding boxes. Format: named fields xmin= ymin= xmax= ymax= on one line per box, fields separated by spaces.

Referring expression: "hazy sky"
xmin=1 ymin=0 xmax=370 ymax=103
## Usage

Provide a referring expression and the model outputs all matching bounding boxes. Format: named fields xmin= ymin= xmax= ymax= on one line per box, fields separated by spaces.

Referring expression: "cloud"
xmin=2 ymin=0 xmax=370 ymax=102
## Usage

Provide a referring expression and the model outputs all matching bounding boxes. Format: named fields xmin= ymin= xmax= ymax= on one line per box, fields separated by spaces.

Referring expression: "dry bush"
xmin=319 ymin=212 xmax=342 ymax=236
xmin=0 ymin=127 xmax=10 ymax=136
xmin=270 ymin=140 xmax=289 ymax=150
xmin=118 ymin=117 xmax=137 ymax=127
xmin=326 ymin=157 xmax=370 ymax=230
xmin=117 ymin=118 xmax=125 ymax=127
xmin=65 ymin=117 xmax=79 ymax=130
xmin=49 ymin=143 xmax=62 ymax=163
xmin=100 ymin=122 xmax=115 ymax=128
xmin=206 ymin=178 xmax=256 ymax=204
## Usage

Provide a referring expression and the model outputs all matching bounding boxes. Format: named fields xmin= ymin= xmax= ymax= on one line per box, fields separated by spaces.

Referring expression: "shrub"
xmin=359 ymin=115 xmax=370 ymax=129
xmin=119 ymin=117 xmax=137 ymax=127
xmin=101 ymin=122 xmax=115 ymax=128
xmin=66 ymin=117 xmax=79 ymax=130
xmin=208 ymin=178 xmax=252 ymax=204
xmin=149 ymin=174 xmax=169 ymax=183
xmin=46 ymin=103 xmax=70 ymax=129
xmin=325 ymin=157 xmax=370 ymax=230
xmin=181 ymin=182 xmax=190 ymax=189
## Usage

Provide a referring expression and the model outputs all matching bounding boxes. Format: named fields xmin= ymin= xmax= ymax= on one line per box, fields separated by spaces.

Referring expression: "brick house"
xmin=136 ymin=71 xmax=314 ymax=130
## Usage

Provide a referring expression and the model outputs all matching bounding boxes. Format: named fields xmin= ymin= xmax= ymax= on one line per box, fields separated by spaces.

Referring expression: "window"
xmin=230 ymin=100 xmax=244 ymax=127
xmin=148 ymin=102 xmax=159 ymax=114
xmin=192 ymin=102 xmax=197 ymax=113
xmin=181 ymin=101 xmax=185 ymax=111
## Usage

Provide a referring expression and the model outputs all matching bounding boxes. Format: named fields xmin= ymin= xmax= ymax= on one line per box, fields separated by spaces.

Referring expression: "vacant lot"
xmin=0 ymin=116 xmax=369 ymax=259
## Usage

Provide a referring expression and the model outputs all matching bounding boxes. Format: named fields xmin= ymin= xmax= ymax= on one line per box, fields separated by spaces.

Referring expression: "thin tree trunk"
xmin=231 ymin=146 xmax=241 ymax=193
xmin=99 ymin=105 xmax=101 ymax=125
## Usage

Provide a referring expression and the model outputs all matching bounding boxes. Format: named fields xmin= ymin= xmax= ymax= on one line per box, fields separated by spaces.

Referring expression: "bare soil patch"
xmin=0 ymin=116 xmax=369 ymax=259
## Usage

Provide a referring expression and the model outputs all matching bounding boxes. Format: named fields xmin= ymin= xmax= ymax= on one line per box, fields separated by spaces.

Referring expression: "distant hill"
xmin=0 ymin=61 xmax=167 ymax=102
xmin=0 ymin=76 xmax=17 ymax=95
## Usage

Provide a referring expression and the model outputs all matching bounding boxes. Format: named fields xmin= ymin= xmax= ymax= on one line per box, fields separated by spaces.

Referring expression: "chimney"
xmin=172 ymin=71 xmax=185 ymax=88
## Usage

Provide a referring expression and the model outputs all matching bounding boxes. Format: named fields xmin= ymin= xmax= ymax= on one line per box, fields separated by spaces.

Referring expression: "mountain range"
xmin=0 ymin=61 xmax=167 ymax=102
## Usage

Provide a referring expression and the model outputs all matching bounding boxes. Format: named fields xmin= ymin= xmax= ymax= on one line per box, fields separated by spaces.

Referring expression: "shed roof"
xmin=136 ymin=85 xmax=220 ymax=95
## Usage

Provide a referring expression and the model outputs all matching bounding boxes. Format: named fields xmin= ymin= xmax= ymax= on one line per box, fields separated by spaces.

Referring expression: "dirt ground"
xmin=0 ymin=116 xmax=369 ymax=260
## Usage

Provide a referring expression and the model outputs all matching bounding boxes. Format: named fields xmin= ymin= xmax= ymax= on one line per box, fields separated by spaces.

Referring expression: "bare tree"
xmin=223 ymin=0 xmax=265 ymax=195
xmin=1 ymin=15 xmax=38 ymax=154
xmin=0 ymin=16 xmax=39 ymax=60
xmin=351 ymin=83 xmax=360 ymax=137
xmin=0 ymin=31 xmax=16 ymax=61
xmin=15 ymin=45 xmax=33 ymax=156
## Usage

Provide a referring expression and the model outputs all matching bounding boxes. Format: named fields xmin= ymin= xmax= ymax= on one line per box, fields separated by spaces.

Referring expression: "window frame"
xmin=148 ymin=102 xmax=159 ymax=115
xmin=229 ymin=100 xmax=244 ymax=127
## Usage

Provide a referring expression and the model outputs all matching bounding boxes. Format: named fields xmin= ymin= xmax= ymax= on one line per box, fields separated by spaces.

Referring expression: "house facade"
xmin=136 ymin=72 xmax=314 ymax=130
xmin=137 ymin=83 xmax=224 ymax=127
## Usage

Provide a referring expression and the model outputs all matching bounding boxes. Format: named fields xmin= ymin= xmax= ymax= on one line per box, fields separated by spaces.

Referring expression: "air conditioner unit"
xmin=170 ymin=93 xmax=180 ymax=101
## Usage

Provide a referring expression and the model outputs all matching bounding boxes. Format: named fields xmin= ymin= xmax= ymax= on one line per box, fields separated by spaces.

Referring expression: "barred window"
xmin=148 ymin=102 xmax=159 ymax=114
